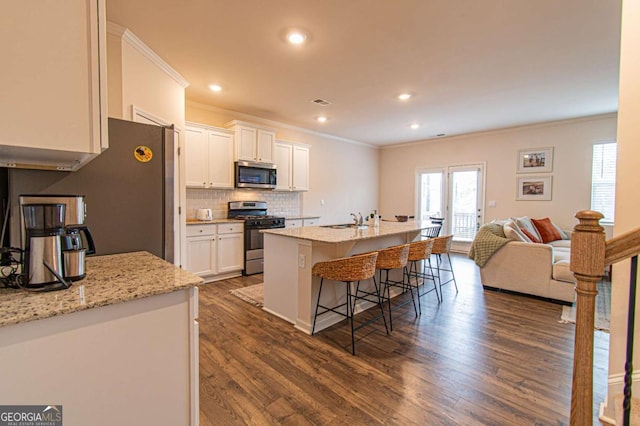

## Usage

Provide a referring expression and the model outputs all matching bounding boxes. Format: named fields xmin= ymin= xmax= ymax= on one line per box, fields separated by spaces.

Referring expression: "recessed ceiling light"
xmin=398 ymin=93 xmax=412 ymax=101
xmin=410 ymin=123 xmax=420 ymax=129
xmin=317 ymin=116 xmax=328 ymax=123
xmin=287 ymin=31 xmax=307 ymax=45
xmin=209 ymin=84 xmax=222 ymax=92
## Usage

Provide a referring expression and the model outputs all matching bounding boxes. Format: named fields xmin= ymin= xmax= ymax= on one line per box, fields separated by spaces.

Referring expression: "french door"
xmin=417 ymin=164 xmax=485 ymax=244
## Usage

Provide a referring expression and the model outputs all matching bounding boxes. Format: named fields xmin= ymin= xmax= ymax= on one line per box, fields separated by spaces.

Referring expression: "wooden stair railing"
xmin=570 ymin=210 xmax=640 ymax=425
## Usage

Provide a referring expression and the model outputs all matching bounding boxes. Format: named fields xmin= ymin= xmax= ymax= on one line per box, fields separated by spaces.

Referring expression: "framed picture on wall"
xmin=517 ymin=147 xmax=553 ymax=173
xmin=516 ymin=175 xmax=553 ymax=201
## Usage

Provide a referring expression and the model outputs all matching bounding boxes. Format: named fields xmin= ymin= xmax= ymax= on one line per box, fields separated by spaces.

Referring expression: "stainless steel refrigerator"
xmin=9 ymin=118 xmax=174 ymax=262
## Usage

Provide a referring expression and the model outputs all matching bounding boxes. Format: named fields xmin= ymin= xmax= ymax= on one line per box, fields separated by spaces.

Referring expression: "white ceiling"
xmin=106 ymin=0 xmax=622 ymax=146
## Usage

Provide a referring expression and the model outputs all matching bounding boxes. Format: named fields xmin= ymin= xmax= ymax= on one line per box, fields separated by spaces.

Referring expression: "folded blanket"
xmin=468 ymin=223 xmax=510 ymax=267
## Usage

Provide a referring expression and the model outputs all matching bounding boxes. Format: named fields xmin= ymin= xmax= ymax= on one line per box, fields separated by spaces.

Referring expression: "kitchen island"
xmin=262 ymin=221 xmax=436 ymax=334
xmin=0 ymin=251 xmax=202 ymax=426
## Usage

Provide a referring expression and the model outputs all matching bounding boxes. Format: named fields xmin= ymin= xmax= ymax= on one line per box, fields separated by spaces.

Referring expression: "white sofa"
xmin=475 ymin=217 xmax=576 ymax=304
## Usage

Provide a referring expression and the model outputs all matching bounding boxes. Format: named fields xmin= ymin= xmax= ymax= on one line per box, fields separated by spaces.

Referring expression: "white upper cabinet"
xmin=292 ymin=145 xmax=310 ymax=191
xmin=256 ymin=129 xmax=276 ymax=163
xmin=0 ymin=0 xmax=108 ymax=171
xmin=184 ymin=126 xmax=209 ymax=187
xmin=185 ymin=123 xmax=234 ymax=189
xmin=274 ymin=141 xmax=310 ymax=191
xmin=207 ymin=130 xmax=234 ymax=188
xmin=236 ymin=126 xmax=258 ymax=161
xmin=274 ymin=143 xmax=293 ymax=191
xmin=225 ymin=120 xmax=276 ymax=163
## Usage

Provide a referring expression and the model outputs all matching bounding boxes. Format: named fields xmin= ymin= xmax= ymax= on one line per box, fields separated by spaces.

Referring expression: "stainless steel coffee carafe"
xmin=61 ymin=225 xmax=96 ymax=281
xmin=22 ymin=203 xmax=68 ymax=289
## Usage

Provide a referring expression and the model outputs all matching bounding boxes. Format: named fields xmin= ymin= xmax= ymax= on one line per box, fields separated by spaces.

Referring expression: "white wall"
xmin=107 ymin=24 xmax=187 ymax=131
xmin=380 ymin=114 xmax=617 ymax=231
xmin=106 ymin=23 xmax=189 ymax=267
xmin=604 ymin=0 xmax=640 ymax=421
xmin=185 ymin=101 xmax=380 ymax=225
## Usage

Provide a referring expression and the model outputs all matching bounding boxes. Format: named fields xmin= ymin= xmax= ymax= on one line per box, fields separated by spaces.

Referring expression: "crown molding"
xmin=186 ymin=100 xmax=377 ymax=149
xmin=382 ymin=112 xmax=618 ymax=150
xmin=107 ymin=21 xmax=190 ymax=88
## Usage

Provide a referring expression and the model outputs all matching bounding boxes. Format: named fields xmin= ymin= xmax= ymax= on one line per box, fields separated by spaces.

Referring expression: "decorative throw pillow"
xmin=520 ymin=227 xmax=541 ymax=243
xmin=512 ymin=216 xmax=542 ymax=242
xmin=532 ymin=217 xmax=563 ymax=243
xmin=503 ymin=220 xmax=531 ymax=242
xmin=553 ymin=223 xmax=569 ymax=240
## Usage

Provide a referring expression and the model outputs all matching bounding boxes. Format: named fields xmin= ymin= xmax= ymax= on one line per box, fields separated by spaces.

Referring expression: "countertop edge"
xmin=1 ymin=281 xmax=201 ymax=328
xmin=0 ymin=252 xmax=203 ymax=328
xmin=186 ymin=219 xmax=244 ymax=225
xmin=283 ymin=216 xmax=321 ymax=220
xmin=262 ymin=221 xmax=436 ymax=243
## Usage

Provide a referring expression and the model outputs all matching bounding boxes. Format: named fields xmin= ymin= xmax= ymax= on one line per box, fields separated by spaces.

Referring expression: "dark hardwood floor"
xmin=198 ymin=254 xmax=609 ymax=425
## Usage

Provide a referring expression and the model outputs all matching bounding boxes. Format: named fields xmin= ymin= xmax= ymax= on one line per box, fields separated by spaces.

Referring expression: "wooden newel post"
xmin=569 ymin=210 xmax=606 ymax=425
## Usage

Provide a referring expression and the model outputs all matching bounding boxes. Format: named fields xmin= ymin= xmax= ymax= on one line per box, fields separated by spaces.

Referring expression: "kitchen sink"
xmin=320 ymin=224 xmax=369 ymax=230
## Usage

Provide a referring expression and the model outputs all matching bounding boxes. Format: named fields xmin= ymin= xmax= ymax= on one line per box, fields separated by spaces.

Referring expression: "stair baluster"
xmin=623 ymin=255 xmax=638 ymax=426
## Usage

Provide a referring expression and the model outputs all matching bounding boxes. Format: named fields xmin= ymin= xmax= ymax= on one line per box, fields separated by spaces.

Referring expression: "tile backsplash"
xmin=186 ymin=188 xmax=300 ymax=219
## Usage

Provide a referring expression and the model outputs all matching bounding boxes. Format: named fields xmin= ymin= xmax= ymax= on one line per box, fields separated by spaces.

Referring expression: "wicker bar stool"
xmin=430 ymin=235 xmax=459 ymax=298
xmin=374 ymin=244 xmax=412 ymax=331
xmin=422 ymin=217 xmax=444 ymax=238
xmin=311 ymin=252 xmax=388 ymax=355
xmin=404 ymin=239 xmax=439 ymax=313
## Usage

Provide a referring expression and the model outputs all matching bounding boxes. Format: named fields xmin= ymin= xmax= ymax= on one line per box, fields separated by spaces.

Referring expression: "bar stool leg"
xmin=311 ymin=278 xmax=325 ymax=335
xmin=423 ymin=258 xmax=441 ymax=303
xmin=347 ymin=280 xmax=355 ymax=355
xmin=429 ymin=257 xmax=442 ymax=301
xmin=406 ymin=267 xmax=419 ymax=317
xmin=371 ymin=276 xmax=390 ymax=334
xmin=383 ymin=270 xmax=394 ymax=332
xmin=447 ymin=253 xmax=459 ymax=293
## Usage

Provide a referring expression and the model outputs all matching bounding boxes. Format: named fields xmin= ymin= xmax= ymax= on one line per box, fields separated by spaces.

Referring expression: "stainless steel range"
xmin=228 ymin=201 xmax=285 ymax=275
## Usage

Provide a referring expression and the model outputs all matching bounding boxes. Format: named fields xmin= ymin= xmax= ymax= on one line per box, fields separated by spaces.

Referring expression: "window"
xmin=591 ymin=142 xmax=617 ymax=223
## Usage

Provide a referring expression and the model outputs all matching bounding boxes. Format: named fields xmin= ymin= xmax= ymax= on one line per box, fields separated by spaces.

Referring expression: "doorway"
xmin=416 ymin=164 xmax=485 ymax=251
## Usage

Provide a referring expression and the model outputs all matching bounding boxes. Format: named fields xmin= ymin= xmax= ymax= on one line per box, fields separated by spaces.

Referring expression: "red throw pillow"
xmin=531 ymin=217 xmax=563 ymax=243
xmin=520 ymin=227 xmax=540 ymax=243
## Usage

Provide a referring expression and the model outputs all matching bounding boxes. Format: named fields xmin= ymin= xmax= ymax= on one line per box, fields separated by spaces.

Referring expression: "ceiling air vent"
xmin=312 ymin=98 xmax=331 ymax=106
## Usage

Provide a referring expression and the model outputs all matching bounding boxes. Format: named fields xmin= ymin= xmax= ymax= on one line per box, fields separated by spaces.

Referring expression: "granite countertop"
xmin=186 ymin=218 xmax=244 ymax=225
xmin=262 ymin=220 xmax=439 ymax=243
xmin=283 ymin=216 xmax=320 ymax=220
xmin=0 ymin=251 xmax=203 ymax=328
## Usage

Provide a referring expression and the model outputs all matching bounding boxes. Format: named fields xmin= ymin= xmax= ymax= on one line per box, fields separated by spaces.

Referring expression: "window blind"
xmin=591 ymin=142 xmax=617 ymax=223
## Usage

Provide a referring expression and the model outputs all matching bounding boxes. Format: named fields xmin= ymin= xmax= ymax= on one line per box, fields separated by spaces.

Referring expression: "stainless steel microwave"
xmin=235 ymin=161 xmax=277 ymax=189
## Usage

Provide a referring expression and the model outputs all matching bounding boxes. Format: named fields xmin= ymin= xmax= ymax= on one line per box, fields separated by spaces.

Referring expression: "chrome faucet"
xmin=350 ymin=212 xmax=364 ymax=226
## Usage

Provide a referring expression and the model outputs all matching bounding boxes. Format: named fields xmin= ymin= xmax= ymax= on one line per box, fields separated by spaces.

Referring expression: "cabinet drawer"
xmin=285 ymin=219 xmax=302 ymax=228
xmin=303 ymin=218 xmax=319 ymax=227
xmin=187 ymin=224 xmax=217 ymax=237
xmin=217 ymin=223 xmax=243 ymax=234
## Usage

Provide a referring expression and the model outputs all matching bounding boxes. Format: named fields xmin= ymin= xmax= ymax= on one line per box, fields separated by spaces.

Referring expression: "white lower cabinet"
xmin=186 ymin=223 xmax=244 ymax=281
xmin=217 ymin=224 xmax=244 ymax=273
xmin=303 ymin=218 xmax=319 ymax=227
xmin=0 ymin=288 xmax=198 ymax=426
xmin=186 ymin=235 xmax=216 ymax=276
xmin=285 ymin=219 xmax=303 ymax=228
xmin=285 ymin=218 xmax=319 ymax=228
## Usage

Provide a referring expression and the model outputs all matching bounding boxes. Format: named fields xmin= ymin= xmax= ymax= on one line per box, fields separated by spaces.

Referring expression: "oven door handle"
xmin=246 ymin=226 xmax=285 ymax=230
